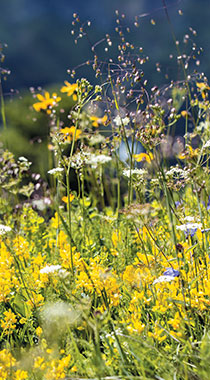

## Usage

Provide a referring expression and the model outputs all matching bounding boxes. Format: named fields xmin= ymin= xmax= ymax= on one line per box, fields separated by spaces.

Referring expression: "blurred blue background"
xmin=1 ymin=0 xmax=210 ymax=92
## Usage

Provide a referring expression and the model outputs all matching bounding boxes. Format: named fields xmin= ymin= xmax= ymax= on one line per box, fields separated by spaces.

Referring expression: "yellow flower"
xmin=178 ymin=145 xmax=199 ymax=159
xmin=19 ymin=317 xmax=27 ymax=324
xmin=196 ymin=82 xmax=210 ymax=99
xmin=1 ymin=309 xmax=17 ymax=333
xmin=13 ymin=369 xmax=28 ymax=380
xmin=148 ymin=323 xmax=167 ymax=342
xmin=181 ymin=110 xmax=189 ymax=118
xmin=13 ymin=236 xmax=30 ymax=261
xmin=0 ymin=242 xmax=15 ymax=302
xmin=112 ymin=230 xmax=121 ymax=248
xmin=60 ymin=126 xmax=82 ymax=142
xmin=27 ymin=292 xmax=44 ymax=308
xmin=168 ymin=312 xmax=181 ymax=330
xmin=62 ymin=193 xmax=75 ymax=204
xmin=71 ymin=365 xmax=78 ymax=372
xmin=33 ymin=356 xmax=46 ymax=370
xmin=60 ymin=81 xmax=78 ymax=101
xmin=127 ymin=315 xmax=145 ymax=334
xmin=134 ymin=152 xmax=154 ymax=163
xmin=0 ymin=348 xmax=16 ymax=367
xmin=33 ymin=91 xmax=61 ymax=113
xmin=36 ymin=326 xmax=43 ymax=337
xmin=90 ymin=115 xmax=108 ymax=127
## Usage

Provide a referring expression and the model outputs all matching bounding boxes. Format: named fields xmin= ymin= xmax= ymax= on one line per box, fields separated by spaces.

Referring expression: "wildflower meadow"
xmin=1 ymin=3 xmax=210 ymax=380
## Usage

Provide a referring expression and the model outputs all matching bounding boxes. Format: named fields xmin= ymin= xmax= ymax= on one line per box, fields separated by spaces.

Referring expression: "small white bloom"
xmin=165 ymin=166 xmax=187 ymax=178
xmin=0 ymin=224 xmax=12 ymax=234
xmin=114 ymin=115 xmax=130 ymax=127
xmin=40 ymin=264 xmax=62 ymax=274
xmin=71 ymin=152 xmax=111 ymax=169
xmin=122 ymin=168 xmax=147 ymax=178
xmin=176 ymin=223 xmax=202 ymax=232
xmin=32 ymin=199 xmax=48 ymax=211
xmin=89 ymin=154 xmax=112 ymax=168
xmin=70 ymin=152 xmax=91 ymax=169
xmin=203 ymin=140 xmax=210 ymax=149
xmin=48 ymin=167 xmax=64 ymax=175
xmin=153 ymin=275 xmax=176 ymax=285
xmin=18 ymin=156 xmax=28 ymax=162
xmin=18 ymin=156 xmax=32 ymax=167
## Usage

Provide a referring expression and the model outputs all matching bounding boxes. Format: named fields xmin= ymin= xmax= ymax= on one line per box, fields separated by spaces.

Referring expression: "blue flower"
xmin=175 ymin=201 xmax=182 ymax=208
xmin=163 ymin=267 xmax=180 ymax=277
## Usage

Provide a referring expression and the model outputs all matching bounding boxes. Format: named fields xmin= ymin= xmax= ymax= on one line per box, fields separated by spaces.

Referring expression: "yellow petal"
xmin=134 ymin=152 xmax=153 ymax=163
xmin=62 ymin=194 xmax=75 ymax=203
xmin=36 ymin=94 xmax=45 ymax=101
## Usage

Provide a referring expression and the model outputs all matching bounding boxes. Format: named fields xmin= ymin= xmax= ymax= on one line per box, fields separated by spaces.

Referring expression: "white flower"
xmin=203 ymin=140 xmax=210 ymax=149
xmin=88 ymin=154 xmax=112 ymax=168
xmin=40 ymin=264 xmax=62 ymax=274
xmin=114 ymin=115 xmax=130 ymax=127
xmin=153 ymin=275 xmax=176 ymax=285
xmin=165 ymin=166 xmax=187 ymax=178
xmin=176 ymin=223 xmax=202 ymax=232
xmin=18 ymin=156 xmax=32 ymax=167
xmin=48 ymin=167 xmax=64 ymax=175
xmin=122 ymin=168 xmax=147 ymax=178
xmin=70 ymin=152 xmax=92 ymax=169
xmin=0 ymin=224 xmax=12 ymax=234
xmin=32 ymin=199 xmax=51 ymax=211
xmin=71 ymin=152 xmax=111 ymax=169
xmin=18 ymin=156 xmax=28 ymax=162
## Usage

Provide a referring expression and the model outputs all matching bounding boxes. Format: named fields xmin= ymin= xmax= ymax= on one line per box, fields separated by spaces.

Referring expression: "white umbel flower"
xmin=40 ymin=264 xmax=62 ymax=274
xmin=0 ymin=224 xmax=12 ymax=235
xmin=48 ymin=167 xmax=64 ymax=175
xmin=88 ymin=154 xmax=112 ymax=168
xmin=71 ymin=152 xmax=111 ymax=169
xmin=122 ymin=168 xmax=147 ymax=178
xmin=114 ymin=115 xmax=130 ymax=126
xmin=153 ymin=275 xmax=176 ymax=285
xmin=165 ymin=167 xmax=187 ymax=178
xmin=176 ymin=223 xmax=202 ymax=232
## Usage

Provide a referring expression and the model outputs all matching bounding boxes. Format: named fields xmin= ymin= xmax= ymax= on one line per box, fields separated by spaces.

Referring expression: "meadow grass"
xmin=1 ymin=4 xmax=210 ymax=380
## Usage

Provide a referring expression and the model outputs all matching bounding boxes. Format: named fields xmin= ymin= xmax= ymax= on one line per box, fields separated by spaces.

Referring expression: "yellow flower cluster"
xmin=0 ymin=349 xmax=28 ymax=380
xmin=33 ymin=91 xmax=61 ymax=114
xmin=1 ymin=184 xmax=210 ymax=376
xmin=76 ymin=257 xmax=120 ymax=307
